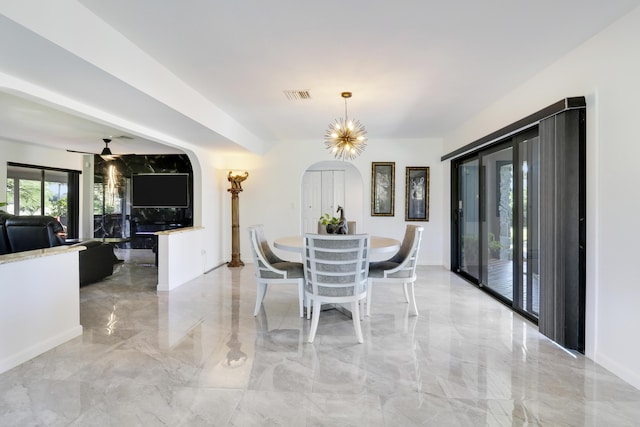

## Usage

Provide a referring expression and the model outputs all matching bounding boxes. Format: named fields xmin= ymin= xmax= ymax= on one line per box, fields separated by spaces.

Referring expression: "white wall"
xmin=0 ymin=138 xmax=85 ymax=182
xmin=157 ymin=227 xmax=207 ymax=291
xmin=0 ymin=247 xmax=84 ymax=374
xmin=190 ymin=147 xmax=226 ymax=269
xmin=0 ymin=138 xmax=85 ymax=210
xmin=221 ymin=136 xmax=444 ymax=266
xmin=442 ymin=6 xmax=640 ymax=389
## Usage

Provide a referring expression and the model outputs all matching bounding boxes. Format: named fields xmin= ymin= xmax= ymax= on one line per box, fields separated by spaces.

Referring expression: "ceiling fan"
xmin=67 ymin=136 xmax=132 ymax=160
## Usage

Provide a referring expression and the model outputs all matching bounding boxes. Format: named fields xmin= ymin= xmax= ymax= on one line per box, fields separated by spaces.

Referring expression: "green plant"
xmin=50 ymin=198 xmax=67 ymax=218
xmin=462 ymin=233 xmax=507 ymax=261
xmin=488 ymin=232 xmax=504 ymax=258
xmin=319 ymin=213 xmax=339 ymax=226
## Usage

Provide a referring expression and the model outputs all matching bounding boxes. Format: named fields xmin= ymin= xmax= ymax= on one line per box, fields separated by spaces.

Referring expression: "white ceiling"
xmin=0 ymin=1 xmax=638 ymax=156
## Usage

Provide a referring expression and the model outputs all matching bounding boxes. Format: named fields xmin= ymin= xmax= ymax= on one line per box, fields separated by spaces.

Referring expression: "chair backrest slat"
xmin=304 ymin=234 xmax=370 ymax=297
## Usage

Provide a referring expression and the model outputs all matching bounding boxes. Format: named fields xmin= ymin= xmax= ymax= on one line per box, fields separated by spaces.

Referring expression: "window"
xmin=6 ymin=163 xmax=81 ymax=238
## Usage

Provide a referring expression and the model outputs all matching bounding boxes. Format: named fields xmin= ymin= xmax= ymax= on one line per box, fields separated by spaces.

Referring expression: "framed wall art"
xmin=371 ymin=162 xmax=395 ymax=216
xmin=405 ymin=166 xmax=429 ymax=221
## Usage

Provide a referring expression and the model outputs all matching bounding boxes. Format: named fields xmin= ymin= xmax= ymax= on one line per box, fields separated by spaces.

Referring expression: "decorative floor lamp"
xmin=227 ymin=170 xmax=248 ymax=267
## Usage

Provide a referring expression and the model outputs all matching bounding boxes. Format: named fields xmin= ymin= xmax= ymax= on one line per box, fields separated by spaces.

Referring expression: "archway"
xmin=301 ymin=161 xmax=364 ymax=234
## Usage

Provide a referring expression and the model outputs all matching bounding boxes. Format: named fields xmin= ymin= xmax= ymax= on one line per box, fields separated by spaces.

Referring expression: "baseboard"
xmin=595 ymin=352 xmax=640 ymax=391
xmin=0 ymin=325 xmax=83 ymax=375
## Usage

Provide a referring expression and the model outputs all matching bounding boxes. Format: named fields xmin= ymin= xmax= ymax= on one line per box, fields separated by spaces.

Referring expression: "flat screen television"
xmin=131 ymin=173 xmax=190 ymax=208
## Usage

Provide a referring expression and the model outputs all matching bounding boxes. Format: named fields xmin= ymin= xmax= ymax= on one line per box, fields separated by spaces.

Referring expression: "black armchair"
xmin=0 ymin=211 xmax=12 ymax=255
xmin=4 ymin=215 xmax=65 ymax=252
xmin=0 ymin=213 xmax=118 ymax=286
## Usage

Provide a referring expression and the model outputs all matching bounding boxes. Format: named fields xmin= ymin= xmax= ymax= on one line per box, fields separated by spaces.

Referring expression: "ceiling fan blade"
xmin=66 ymin=149 xmax=96 ymax=155
xmin=67 ymin=149 xmax=128 ymax=159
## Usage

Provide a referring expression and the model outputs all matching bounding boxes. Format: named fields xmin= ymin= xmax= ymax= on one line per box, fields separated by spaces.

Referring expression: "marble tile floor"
xmin=1 ymin=249 xmax=640 ymax=426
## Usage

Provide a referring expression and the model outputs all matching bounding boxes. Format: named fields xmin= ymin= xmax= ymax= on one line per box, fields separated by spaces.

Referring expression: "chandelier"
xmin=324 ymin=91 xmax=367 ymax=161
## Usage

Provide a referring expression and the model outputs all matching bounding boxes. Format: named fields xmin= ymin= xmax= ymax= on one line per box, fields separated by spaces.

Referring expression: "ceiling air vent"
xmin=283 ymin=90 xmax=311 ymax=101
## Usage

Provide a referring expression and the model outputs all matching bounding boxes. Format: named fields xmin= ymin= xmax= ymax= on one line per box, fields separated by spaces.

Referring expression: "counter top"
xmin=155 ymin=226 xmax=204 ymax=236
xmin=0 ymin=245 xmax=85 ymax=266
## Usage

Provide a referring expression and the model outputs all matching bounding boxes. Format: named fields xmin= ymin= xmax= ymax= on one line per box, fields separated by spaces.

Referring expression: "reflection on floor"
xmin=1 ymin=249 xmax=639 ymax=426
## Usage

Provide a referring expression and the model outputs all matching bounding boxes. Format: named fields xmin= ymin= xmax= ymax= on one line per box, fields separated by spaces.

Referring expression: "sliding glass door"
xmin=515 ymin=130 xmax=540 ymax=317
xmin=458 ymin=157 xmax=480 ymax=279
xmin=449 ymin=102 xmax=586 ymax=350
xmin=6 ymin=163 xmax=80 ymax=238
xmin=453 ymin=130 xmax=539 ymax=321
xmin=481 ymin=146 xmax=514 ymax=303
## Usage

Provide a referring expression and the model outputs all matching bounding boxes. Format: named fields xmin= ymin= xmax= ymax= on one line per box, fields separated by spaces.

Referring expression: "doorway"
xmin=301 ymin=161 xmax=364 ymax=235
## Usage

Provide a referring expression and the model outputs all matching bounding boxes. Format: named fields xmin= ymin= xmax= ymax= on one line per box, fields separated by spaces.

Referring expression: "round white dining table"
xmin=273 ymin=235 xmax=400 ymax=255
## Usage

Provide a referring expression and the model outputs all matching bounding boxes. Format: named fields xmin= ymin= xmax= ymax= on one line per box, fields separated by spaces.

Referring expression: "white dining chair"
xmin=248 ymin=225 xmax=305 ymax=317
xmin=367 ymin=225 xmax=423 ymax=316
xmin=303 ymin=233 xmax=370 ymax=343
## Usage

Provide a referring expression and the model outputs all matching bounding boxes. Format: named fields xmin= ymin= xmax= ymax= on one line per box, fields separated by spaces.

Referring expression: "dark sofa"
xmin=0 ymin=212 xmax=118 ymax=286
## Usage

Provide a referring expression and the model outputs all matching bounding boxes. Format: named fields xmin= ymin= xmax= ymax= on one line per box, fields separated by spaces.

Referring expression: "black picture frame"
xmin=405 ymin=166 xmax=429 ymax=221
xmin=371 ymin=162 xmax=395 ymax=216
